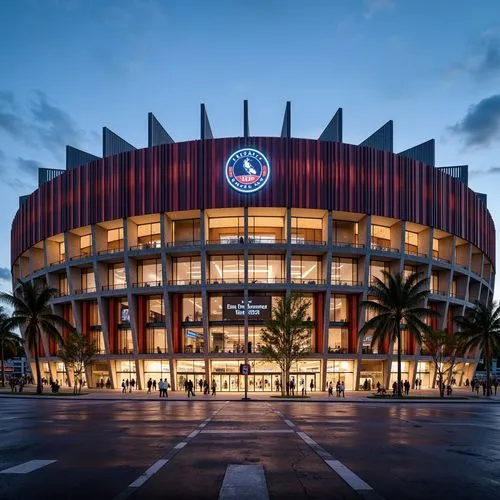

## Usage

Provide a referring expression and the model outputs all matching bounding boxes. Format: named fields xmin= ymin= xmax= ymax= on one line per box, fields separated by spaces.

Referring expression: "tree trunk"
xmin=34 ymin=341 xmax=43 ymax=394
xmin=485 ymin=345 xmax=491 ymax=397
xmin=1 ymin=344 xmax=5 ymax=388
xmin=397 ymin=322 xmax=402 ymax=397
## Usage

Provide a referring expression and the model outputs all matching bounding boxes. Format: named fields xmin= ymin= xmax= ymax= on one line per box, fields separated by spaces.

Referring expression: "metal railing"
xmin=97 ymin=247 xmax=124 ymax=255
xmin=332 ymin=241 xmax=365 ymax=248
xmin=370 ymin=243 xmax=400 ymax=253
xmin=101 ymin=283 xmax=127 ymax=291
xmin=50 ymin=257 xmax=66 ymax=266
xmin=129 ymin=242 xmax=162 ymax=251
xmin=132 ymin=281 xmax=163 ymax=288
xmin=331 ymin=280 xmax=363 ymax=286
xmin=70 ymin=251 xmax=91 ymax=261
xmin=404 ymin=249 xmax=428 ymax=258
xmin=166 ymin=240 xmax=201 ymax=247
xmin=74 ymin=287 xmax=96 ymax=294
xmin=168 ymin=279 xmax=202 ymax=286
xmin=291 ymin=239 xmax=327 ymax=246
xmin=291 ymin=279 xmax=326 ymax=285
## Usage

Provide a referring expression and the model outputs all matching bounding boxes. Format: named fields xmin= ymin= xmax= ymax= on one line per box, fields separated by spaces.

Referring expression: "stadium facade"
xmin=10 ymin=102 xmax=495 ymax=391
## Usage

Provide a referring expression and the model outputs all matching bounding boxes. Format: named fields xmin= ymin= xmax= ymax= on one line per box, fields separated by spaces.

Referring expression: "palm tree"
xmin=359 ymin=271 xmax=438 ymax=396
xmin=0 ymin=280 xmax=75 ymax=394
xmin=260 ymin=293 xmax=312 ymax=396
xmin=0 ymin=307 xmax=22 ymax=387
xmin=455 ymin=300 xmax=500 ymax=397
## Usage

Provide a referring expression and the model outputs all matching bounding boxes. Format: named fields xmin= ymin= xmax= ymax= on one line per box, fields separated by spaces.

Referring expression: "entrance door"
xmin=177 ymin=373 xmax=205 ymax=392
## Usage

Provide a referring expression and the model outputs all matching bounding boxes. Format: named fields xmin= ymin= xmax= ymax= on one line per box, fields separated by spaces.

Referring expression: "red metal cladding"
xmin=11 ymin=138 xmax=496 ymax=266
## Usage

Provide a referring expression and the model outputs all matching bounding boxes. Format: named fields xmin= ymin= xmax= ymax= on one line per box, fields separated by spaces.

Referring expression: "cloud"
xmin=447 ymin=34 xmax=500 ymax=81
xmin=363 ymin=0 xmax=395 ymax=18
xmin=449 ymin=95 xmax=500 ymax=147
xmin=469 ymin=166 xmax=500 ymax=177
xmin=16 ymin=157 xmax=43 ymax=178
xmin=0 ymin=90 xmax=93 ymax=158
xmin=0 ymin=267 xmax=11 ymax=281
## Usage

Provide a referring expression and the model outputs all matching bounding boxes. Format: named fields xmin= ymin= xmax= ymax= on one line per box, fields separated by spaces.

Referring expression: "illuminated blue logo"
xmin=225 ymin=148 xmax=271 ymax=194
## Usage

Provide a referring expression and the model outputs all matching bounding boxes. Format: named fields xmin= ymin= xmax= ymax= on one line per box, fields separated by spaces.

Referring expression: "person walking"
xmin=328 ymin=381 xmax=333 ymax=397
xmin=310 ymin=379 xmax=315 ymax=392
xmin=153 ymin=379 xmax=157 ymax=392
xmin=211 ymin=379 xmax=217 ymax=397
xmin=125 ymin=379 xmax=129 ymax=392
xmin=121 ymin=379 xmax=126 ymax=393
xmin=198 ymin=378 xmax=203 ymax=393
xmin=147 ymin=378 xmax=152 ymax=394
xmin=187 ymin=379 xmax=195 ymax=398
xmin=340 ymin=381 xmax=345 ymax=398
xmin=336 ymin=380 xmax=340 ymax=397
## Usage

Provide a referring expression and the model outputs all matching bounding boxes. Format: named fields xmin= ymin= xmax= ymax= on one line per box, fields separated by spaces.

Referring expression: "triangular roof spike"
xmin=148 ymin=112 xmax=174 ymax=148
xmin=102 ymin=127 xmax=136 ymax=157
xmin=243 ymin=100 xmax=250 ymax=138
xmin=359 ymin=120 xmax=393 ymax=153
xmin=319 ymin=108 xmax=343 ymax=142
xmin=200 ymin=103 xmax=213 ymax=140
xmin=66 ymin=145 xmax=100 ymax=170
xmin=280 ymin=101 xmax=291 ymax=138
xmin=398 ymin=139 xmax=435 ymax=166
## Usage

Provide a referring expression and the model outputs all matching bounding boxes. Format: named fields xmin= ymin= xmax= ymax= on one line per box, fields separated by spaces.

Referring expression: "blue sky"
xmin=1 ymin=0 xmax=500 ymax=296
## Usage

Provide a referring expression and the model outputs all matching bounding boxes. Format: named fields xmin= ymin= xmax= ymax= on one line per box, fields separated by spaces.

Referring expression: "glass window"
xmin=210 ymin=325 xmax=245 ymax=353
xmin=432 ymin=238 xmax=439 ymax=258
xmin=291 ymin=217 xmax=323 ymax=244
xmin=328 ymin=327 xmax=348 ymax=353
xmin=403 ymin=264 xmax=417 ymax=280
xmin=81 ymin=268 xmax=95 ymax=292
xmin=405 ymin=230 xmax=418 ymax=254
xmin=59 ymin=275 xmax=68 ymax=295
xmin=108 ymin=228 xmax=124 ymax=251
xmin=147 ymin=296 xmax=164 ymax=323
xmin=58 ymin=241 xmax=65 ymax=260
xmin=291 ymin=256 xmax=321 ymax=284
xmin=209 ymin=296 xmax=223 ymax=321
xmin=208 ymin=255 xmax=244 ymax=283
xmin=173 ymin=219 xmax=200 ymax=244
xmin=330 ymin=294 xmax=348 ymax=322
xmin=147 ymin=327 xmax=167 ymax=354
xmin=89 ymin=302 xmax=100 ymax=326
xmin=138 ymin=259 xmax=162 ymax=285
xmin=108 ymin=263 xmax=126 ymax=288
xmin=431 ymin=272 xmax=439 ymax=293
xmin=80 ymin=234 xmax=92 ymax=256
xmin=182 ymin=294 xmax=203 ymax=322
xmin=332 ymin=221 xmax=358 ymax=245
xmin=118 ymin=329 xmax=133 ymax=354
xmin=248 ymin=216 xmax=284 ymax=243
xmin=248 ymin=255 xmax=284 ymax=283
xmin=118 ymin=299 xmax=130 ymax=324
xmin=183 ymin=327 xmax=204 ymax=353
xmin=451 ymin=278 xmax=457 ymax=297
xmin=370 ymin=260 xmax=389 ymax=284
xmin=172 ymin=257 xmax=201 ymax=284
xmin=331 ymin=258 xmax=357 ymax=285
xmin=371 ymin=224 xmax=391 ymax=249
xmin=90 ymin=331 xmax=105 ymax=354
xmin=137 ymin=222 xmax=161 ymax=247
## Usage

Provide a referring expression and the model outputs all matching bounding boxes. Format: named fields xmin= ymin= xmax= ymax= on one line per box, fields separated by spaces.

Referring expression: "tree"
xmin=359 ymin=271 xmax=437 ymax=396
xmin=59 ymin=331 xmax=100 ymax=394
xmin=455 ymin=300 xmax=500 ymax=397
xmin=0 ymin=307 xmax=22 ymax=387
xmin=0 ymin=280 xmax=74 ymax=394
xmin=260 ymin=293 xmax=312 ymax=396
xmin=421 ymin=330 xmax=464 ymax=397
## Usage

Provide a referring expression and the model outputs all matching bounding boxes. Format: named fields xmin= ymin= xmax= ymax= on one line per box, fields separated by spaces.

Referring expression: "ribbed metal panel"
xmin=243 ymin=100 xmax=250 ymax=138
xmin=319 ymin=108 xmax=343 ymax=142
xmin=200 ymin=104 xmax=213 ymax=140
xmin=66 ymin=146 xmax=100 ymax=171
xmin=398 ymin=139 xmax=435 ymax=166
xmin=38 ymin=168 xmax=65 ymax=187
xmin=148 ymin=112 xmax=174 ymax=148
xmin=102 ymin=127 xmax=136 ymax=157
xmin=18 ymin=195 xmax=29 ymax=208
xmin=436 ymin=165 xmax=468 ymax=186
xmin=280 ymin=101 xmax=291 ymax=138
xmin=359 ymin=120 xmax=393 ymax=153
xmin=476 ymin=192 xmax=487 ymax=206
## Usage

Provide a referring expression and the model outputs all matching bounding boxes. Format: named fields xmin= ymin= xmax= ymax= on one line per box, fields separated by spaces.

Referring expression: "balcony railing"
xmin=101 ymin=283 xmax=127 ymax=291
xmin=50 ymin=257 xmax=66 ymax=266
xmin=327 ymin=346 xmax=348 ymax=354
xmin=433 ymin=256 xmax=451 ymax=264
xmin=70 ymin=252 xmax=91 ymax=261
xmin=430 ymin=289 xmax=447 ymax=296
xmin=331 ymin=280 xmax=362 ymax=286
xmin=74 ymin=287 xmax=96 ymax=294
xmin=129 ymin=242 xmax=162 ymax=251
xmin=370 ymin=243 xmax=400 ymax=253
xmin=97 ymin=247 xmax=124 ymax=255
xmin=143 ymin=347 xmax=168 ymax=354
xmin=167 ymin=240 xmax=201 ymax=247
xmin=53 ymin=290 xmax=69 ymax=298
xmin=404 ymin=249 xmax=428 ymax=258
xmin=248 ymin=277 xmax=287 ymax=284
xmin=132 ymin=281 xmax=163 ymax=288
xmin=206 ymin=278 xmax=243 ymax=285
xmin=291 ymin=239 xmax=327 ymax=246
xmin=332 ymin=241 xmax=365 ymax=248
xmin=168 ymin=279 xmax=202 ymax=285
xmin=291 ymin=279 xmax=326 ymax=285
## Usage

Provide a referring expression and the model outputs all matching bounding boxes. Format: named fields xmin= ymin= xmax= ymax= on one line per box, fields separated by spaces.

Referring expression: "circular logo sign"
xmin=225 ymin=148 xmax=271 ymax=194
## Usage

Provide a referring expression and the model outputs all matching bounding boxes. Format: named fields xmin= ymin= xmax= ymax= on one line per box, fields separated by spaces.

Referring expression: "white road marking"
xmin=219 ymin=464 xmax=269 ymax=500
xmin=0 ymin=460 xmax=57 ymax=474
xmin=129 ymin=459 xmax=168 ymax=488
xmin=325 ymin=460 xmax=373 ymax=491
xmin=284 ymin=419 xmax=295 ymax=428
xmin=174 ymin=442 xmax=187 ymax=450
xmin=202 ymin=429 xmax=293 ymax=434
xmin=187 ymin=430 xmax=200 ymax=438
xmin=297 ymin=431 xmax=318 ymax=446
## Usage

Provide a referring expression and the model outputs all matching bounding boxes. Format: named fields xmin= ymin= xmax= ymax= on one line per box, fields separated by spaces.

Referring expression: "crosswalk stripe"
xmin=0 ymin=460 xmax=57 ymax=474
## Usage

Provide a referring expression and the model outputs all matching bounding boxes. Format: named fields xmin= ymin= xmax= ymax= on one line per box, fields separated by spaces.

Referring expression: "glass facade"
xmin=173 ymin=257 xmax=201 ymax=284
xmin=331 ymin=258 xmax=358 ymax=285
xmin=138 ymin=259 xmax=162 ymax=286
xmin=291 ymin=256 xmax=322 ymax=284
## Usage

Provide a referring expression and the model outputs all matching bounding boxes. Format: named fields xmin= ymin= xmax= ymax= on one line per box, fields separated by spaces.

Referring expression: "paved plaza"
xmin=1 ymin=391 xmax=500 ymax=499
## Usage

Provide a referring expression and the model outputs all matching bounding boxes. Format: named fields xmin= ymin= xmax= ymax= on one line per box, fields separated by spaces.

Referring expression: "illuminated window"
xmin=173 ymin=219 xmax=200 ymax=244
xmin=369 ymin=260 xmax=389 ymax=284
xmin=405 ymin=230 xmax=419 ymax=254
xmin=137 ymin=222 xmax=161 ymax=247
xmin=209 ymin=255 xmax=244 ymax=283
xmin=291 ymin=217 xmax=323 ymax=244
xmin=329 ymin=295 xmax=348 ymax=322
xmin=333 ymin=221 xmax=358 ymax=245
xmin=173 ymin=257 xmax=201 ymax=284
xmin=80 ymin=234 xmax=92 ymax=256
xmin=291 ymin=256 xmax=322 ymax=284
xmin=81 ymin=268 xmax=95 ymax=292
xmin=107 ymin=228 xmax=124 ymax=251
xmin=147 ymin=296 xmax=165 ymax=323
xmin=182 ymin=294 xmax=203 ymax=322
xmin=138 ymin=259 xmax=162 ymax=285
xmin=331 ymin=258 xmax=358 ymax=285
xmin=108 ymin=263 xmax=126 ymax=288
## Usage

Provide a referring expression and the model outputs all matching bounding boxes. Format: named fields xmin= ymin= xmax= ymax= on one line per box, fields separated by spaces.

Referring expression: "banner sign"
xmin=222 ymin=296 xmax=272 ymax=321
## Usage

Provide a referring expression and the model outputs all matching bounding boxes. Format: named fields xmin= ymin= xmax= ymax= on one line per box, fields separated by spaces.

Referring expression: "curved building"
xmin=11 ymin=103 xmax=495 ymax=391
